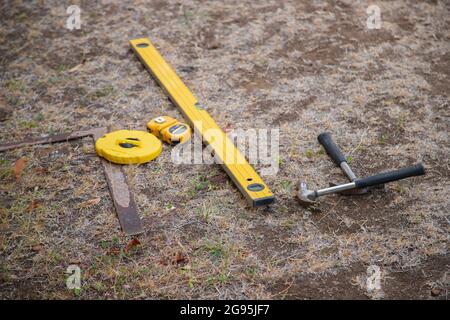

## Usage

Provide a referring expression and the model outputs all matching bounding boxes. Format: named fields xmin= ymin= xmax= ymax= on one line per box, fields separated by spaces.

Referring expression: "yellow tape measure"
xmin=96 ymin=130 xmax=162 ymax=164
xmin=147 ymin=116 xmax=191 ymax=145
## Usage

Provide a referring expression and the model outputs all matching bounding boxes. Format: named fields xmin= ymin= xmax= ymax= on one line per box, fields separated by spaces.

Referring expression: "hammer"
xmin=318 ymin=132 xmax=384 ymax=195
xmin=297 ymin=163 xmax=426 ymax=204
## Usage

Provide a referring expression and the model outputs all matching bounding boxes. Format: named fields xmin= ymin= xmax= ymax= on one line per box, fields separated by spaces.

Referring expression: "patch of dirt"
xmin=384 ymin=254 xmax=450 ymax=300
xmin=311 ymin=190 xmax=406 ymax=235
xmin=248 ymin=223 xmax=297 ymax=261
xmin=269 ymin=264 xmax=368 ymax=299
xmin=273 ymin=96 xmax=317 ymax=125
xmin=426 ymin=52 xmax=450 ymax=96
xmin=277 ymin=17 xmax=396 ymax=77
xmin=269 ymin=254 xmax=450 ymax=299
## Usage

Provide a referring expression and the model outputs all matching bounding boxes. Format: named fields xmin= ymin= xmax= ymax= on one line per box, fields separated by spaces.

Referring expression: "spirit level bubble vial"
xmin=130 ymin=38 xmax=274 ymax=207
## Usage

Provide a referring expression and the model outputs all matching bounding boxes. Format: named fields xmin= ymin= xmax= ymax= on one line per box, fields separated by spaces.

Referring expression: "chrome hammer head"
xmin=297 ymin=180 xmax=359 ymax=204
xmin=297 ymin=181 xmax=317 ymax=204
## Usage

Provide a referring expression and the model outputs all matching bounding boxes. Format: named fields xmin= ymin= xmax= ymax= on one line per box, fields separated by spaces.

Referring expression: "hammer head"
xmin=296 ymin=181 xmax=317 ymax=204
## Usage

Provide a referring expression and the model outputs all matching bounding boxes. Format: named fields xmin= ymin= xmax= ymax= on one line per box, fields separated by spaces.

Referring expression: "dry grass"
xmin=0 ymin=0 xmax=449 ymax=299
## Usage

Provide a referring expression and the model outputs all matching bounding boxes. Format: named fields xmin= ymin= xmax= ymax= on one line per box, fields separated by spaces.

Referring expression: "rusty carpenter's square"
xmin=0 ymin=128 xmax=144 ymax=235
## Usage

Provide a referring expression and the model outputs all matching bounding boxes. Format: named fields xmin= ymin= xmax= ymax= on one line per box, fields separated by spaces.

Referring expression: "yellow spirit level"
xmin=130 ymin=38 xmax=274 ymax=206
xmin=147 ymin=116 xmax=191 ymax=145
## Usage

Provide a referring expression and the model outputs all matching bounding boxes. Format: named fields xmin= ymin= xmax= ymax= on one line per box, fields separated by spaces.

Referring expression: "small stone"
xmin=431 ymin=288 xmax=442 ymax=297
xmin=8 ymin=274 xmax=18 ymax=280
xmin=32 ymin=244 xmax=43 ymax=252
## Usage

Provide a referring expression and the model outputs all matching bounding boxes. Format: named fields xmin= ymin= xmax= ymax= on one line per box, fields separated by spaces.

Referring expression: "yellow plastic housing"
xmin=95 ymin=130 xmax=162 ymax=164
xmin=147 ymin=116 xmax=192 ymax=145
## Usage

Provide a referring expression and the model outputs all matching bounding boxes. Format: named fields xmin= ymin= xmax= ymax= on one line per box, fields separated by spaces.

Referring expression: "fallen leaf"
xmin=173 ymin=251 xmax=187 ymax=265
xmin=107 ymin=247 xmax=120 ymax=256
xmin=68 ymin=59 xmax=87 ymax=73
xmin=14 ymin=157 xmax=26 ymax=180
xmin=79 ymin=197 xmax=100 ymax=208
xmin=28 ymin=200 xmax=38 ymax=214
xmin=124 ymin=238 xmax=141 ymax=255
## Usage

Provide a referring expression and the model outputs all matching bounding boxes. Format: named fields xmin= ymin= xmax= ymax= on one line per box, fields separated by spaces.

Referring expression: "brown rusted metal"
xmin=92 ymin=127 xmax=144 ymax=235
xmin=0 ymin=128 xmax=144 ymax=235
xmin=101 ymin=160 xmax=143 ymax=235
xmin=0 ymin=128 xmax=97 ymax=152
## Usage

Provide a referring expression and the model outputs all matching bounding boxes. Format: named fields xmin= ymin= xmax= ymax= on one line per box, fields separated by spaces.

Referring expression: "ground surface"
xmin=0 ymin=0 xmax=449 ymax=299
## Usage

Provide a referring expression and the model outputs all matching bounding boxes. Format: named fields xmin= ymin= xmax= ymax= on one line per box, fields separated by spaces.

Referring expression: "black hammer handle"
xmin=355 ymin=163 xmax=425 ymax=188
xmin=318 ymin=132 xmax=346 ymax=165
